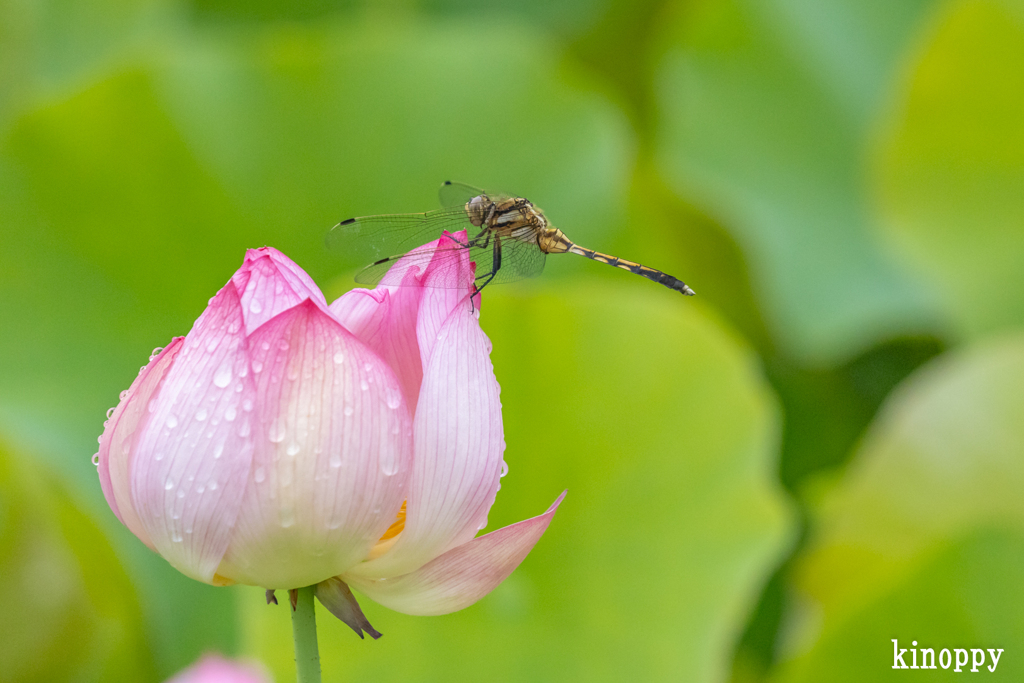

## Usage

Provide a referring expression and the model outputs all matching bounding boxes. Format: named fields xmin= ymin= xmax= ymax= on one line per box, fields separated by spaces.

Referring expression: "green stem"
xmin=291 ymin=586 xmax=321 ymax=683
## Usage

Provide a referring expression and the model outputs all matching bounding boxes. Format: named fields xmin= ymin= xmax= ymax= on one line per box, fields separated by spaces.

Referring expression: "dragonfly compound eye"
xmin=466 ymin=195 xmax=491 ymax=227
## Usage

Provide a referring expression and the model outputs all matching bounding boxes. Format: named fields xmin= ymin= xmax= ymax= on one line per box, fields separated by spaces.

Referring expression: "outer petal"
xmin=130 ymin=284 xmax=257 ymax=583
xmin=330 ymin=272 xmax=424 ymax=414
xmin=348 ymin=291 xmax=504 ymax=579
xmin=216 ymin=299 xmax=412 ymax=588
xmin=231 ymin=247 xmax=329 ymax=335
xmin=98 ymin=337 xmax=184 ymax=549
xmin=344 ymin=491 xmax=565 ymax=616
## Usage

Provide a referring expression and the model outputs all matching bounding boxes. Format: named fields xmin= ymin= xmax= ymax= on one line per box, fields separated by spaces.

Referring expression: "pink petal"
xmin=413 ymin=231 xmax=478 ymax=366
xmin=347 ymin=293 xmax=504 ymax=579
xmin=231 ymin=247 xmax=329 ymax=335
xmin=165 ymin=654 xmax=270 ymax=683
xmin=216 ymin=299 xmax=412 ymax=588
xmin=98 ymin=337 xmax=184 ymax=550
xmin=330 ymin=280 xmax=424 ymax=415
xmin=344 ymin=491 xmax=565 ymax=616
xmin=130 ymin=284 xmax=257 ymax=583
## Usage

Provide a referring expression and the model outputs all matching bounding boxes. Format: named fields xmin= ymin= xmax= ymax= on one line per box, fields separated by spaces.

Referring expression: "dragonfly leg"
xmin=443 ymin=232 xmax=469 ymax=247
xmin=474 ymin=236 xmax=503 ymax=296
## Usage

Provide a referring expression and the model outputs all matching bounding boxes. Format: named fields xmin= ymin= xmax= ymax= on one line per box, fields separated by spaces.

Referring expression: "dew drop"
xmin=329 ymin=453 xmax=342 ymax=468
xmin=286 ymin=443 xmax=300 ymax=456
xmin=360 ymin=379 xmax=369 ymax=391
xmin=196 ymin=484 xmax=206 ymax=493
xmin=363 ymin=362 xmax=373 ymax=372
xmin=252 ymin=360 xmax=264 ymax=373
xmin=208 ymin=480 xmax=218 ymax=491
xmin=91 ymin=452 xmax=100 ymax=466
xmin=148 ymin=398 xmax=157 ymax=413
xmin=261 ymin=341 xmax=271 ymax=351
xmin=166 ymin=415 xmax=179 ymax=429
xmin=213 ymin=440 xmax=225 ymax=459
xmin=97 ymin=435 xmax=103 ymax=444
xmin=249 ymin=298 xmax=263 ymax=314
xmin=213 ymin=365 xmax=232 ymax=388
xmin=254 ymin=467 xmax=266 ymax=483
xmin=171 ymin=530 xmax=183 ymax=543
xmin=333 ymin=351 xmax=345 ymax=364
xmin=287 ymin=364 xmax=299 ymax=381
xmin=500 ymin=460 xmax=509 ymax=478
xmin=164 ymin=480 xmax=174 ymax=490
xmin=106 ymin=407 xmax=115 ymax=419
xmin=151 ymin=346 xmax=163 ymax=357
xmin=196 ymin=408 xmax=208 ymax=422
xmin=242 ymin=398 xmax=254 ymax=412
xmin=278 ymin=340 xmax=290 ymax=351
xmin=177 ymin=489 xmax=185 ymax=499
xmin=268 ymin=420 xmax=285 ymax=443
xmin=225 ymin=406 xmax=237 ymax=422
xmin=238 ymin=365 xmax=248 ymax=378
xmin=343 ymin=405 xmax=354 ymax=417
xmin=238 ymin=421 xmax=251 ymax=438
xmin=235 ymin=383 xmax=243 ymax=392
xmin=280 ymin=508 xmax=295 ymax=528
xmin=207 ymin=339 xmax=219 ymax=353
xmin=119 ymin=390 xmax=129 ymax=401
xmin=386 ymin=393 xmax=401 ymax=410
xmin=380 ymin=453 xmax=398 ymax=476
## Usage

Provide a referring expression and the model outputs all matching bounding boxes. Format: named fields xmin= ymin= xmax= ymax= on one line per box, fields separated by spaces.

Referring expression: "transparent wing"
xmin=438 ymin=180 xmax=512 ymax=208
xmin=354 ymin=233 xmax=547 ymax=289
xmin=470 ymin=236 xmax=547 ymax=285
xmin=326 ymin=206 xmax=480 ymax=265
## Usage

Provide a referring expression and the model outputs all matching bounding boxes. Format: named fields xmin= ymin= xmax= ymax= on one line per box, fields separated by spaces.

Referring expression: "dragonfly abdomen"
xmin=568 ymin=244 xmax=695 ymax=296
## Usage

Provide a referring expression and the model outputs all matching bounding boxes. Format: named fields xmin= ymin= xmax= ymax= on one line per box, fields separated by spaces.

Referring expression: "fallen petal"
xmin=345 ymin=491 xmax=565 ymax=616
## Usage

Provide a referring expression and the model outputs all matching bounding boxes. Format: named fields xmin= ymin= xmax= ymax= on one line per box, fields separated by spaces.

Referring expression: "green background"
xmin=1 ymin=0 xmax=1022 ymax=680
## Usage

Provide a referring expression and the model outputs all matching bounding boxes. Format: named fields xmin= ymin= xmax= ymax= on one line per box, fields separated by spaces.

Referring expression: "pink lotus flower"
xmin=165 ymin=654 xmax=270 ymax=683
xmin=97 ymin=234 xmax=563 ymax=636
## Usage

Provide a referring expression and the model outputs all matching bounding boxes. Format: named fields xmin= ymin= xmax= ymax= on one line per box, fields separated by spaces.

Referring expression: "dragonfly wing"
xmin=471 ymin=236 xmax=547 ymax=285
xmin=354 ymin=236 xmax=483 ymax=289
xmin=438 ymin=181 xmax=487 ymax=209
xmin=326 ymin=207 xmax=476 ymax=264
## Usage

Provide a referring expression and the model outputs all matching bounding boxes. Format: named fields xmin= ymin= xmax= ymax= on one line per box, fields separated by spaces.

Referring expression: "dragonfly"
xmin=327 ymin=181 xmax=694 ymax=297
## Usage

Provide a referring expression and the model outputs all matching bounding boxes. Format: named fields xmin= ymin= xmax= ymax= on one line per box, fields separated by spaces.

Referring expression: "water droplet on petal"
xmin=213 ymin=440 xmax=225 ymax=458
xmin=91 ymin=453 xmax=100 ymax=466
xmin=151 ymin=346 xmax=163 ymax=357
xmin=254 ymin=467 xmax=266 ymax=483
xmin=333 ymin=352 xmax=345 ymax=364
xmin=363 ymin=362 xmax=373 ymax=372
xmin=238 ymin=421 xmax=251 ymax=438
xmin=106 ymin=407 xmax=115 ymax=419
xmin=286 ymin=443 xmax=300 ymax=456
xmin=268 ymin=420 xmax=285 ymax=443
xmin=225 ymin=406 xmax=237 ymax=422
xmin=238 ymin=365 xmax=248 ymax=378
xmin=500 ymin=461 xmax=509 ymax=478
xmin=381 ymin=452 xmax=398 ymax=476
xmin=213 ymin=365 xmax=232 ymax=388
xmin=261 ymin=341 xmax=271 ymax=351
xmin=329 ymin=453 xmax=342 ymax=468
xmin=119 ymin=390 xmax=129 ymax=401
xmin=287 ymin=364 xmax=299 ymax=381
xmin=252 ymin=360 xmax=263 ymax=373
xmin=207 ymin=339 xmax=219 ymax=353
xmin=196 ymin=408 xmax=208 ymax=421
xmin=165 ymin=480 xmax=174 ymax=490
xmin=208 ymin=480 xmax=218 ymax=491
xmin=279 ymin=340 xmax=290 ymax=351
xmin=166 ymin=415 xmax=178 ymax=429
xmin=242 ymin=398 xmax=254 ymax=412
xmin=360 ymin=379 xmax=369 ymax=391
xmin=386 ymin=393 xmax=401 ymax=410
xmin=249 ymin=298 xmax=263 ymax=313
xmin=177 ymin=489 xmax=185 ymax=498
xmin=343 ymin=405 xmax=354 ymax=417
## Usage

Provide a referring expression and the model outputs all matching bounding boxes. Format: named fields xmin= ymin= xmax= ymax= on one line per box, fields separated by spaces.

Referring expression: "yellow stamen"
xmin=367 ymin=501 xmax=406 ymax=560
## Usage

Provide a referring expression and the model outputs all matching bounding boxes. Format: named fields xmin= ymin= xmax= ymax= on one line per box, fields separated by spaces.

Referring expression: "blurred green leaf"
xmin=239 ymin=280 xmax=795 ymax=682
xmin=0 ymin=439 xmax=155 ymax=683
xmin=872 ymin=0 xmax=1024 ymax=341
xmin=653 ymin=0 xmax=943 ymax=363
xmin=774 ymin=336 xmax=1024 ymax=681
xmin=0 ymin=0 xmax=170 ymax=128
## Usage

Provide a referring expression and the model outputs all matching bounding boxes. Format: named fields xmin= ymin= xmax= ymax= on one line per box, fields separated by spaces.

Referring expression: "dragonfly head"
xmin=465 ymin=194 xmax=492 ymax=227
